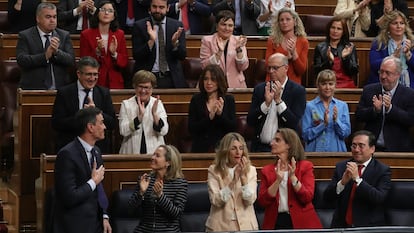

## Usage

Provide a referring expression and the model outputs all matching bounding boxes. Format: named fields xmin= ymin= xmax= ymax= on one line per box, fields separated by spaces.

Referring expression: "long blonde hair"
xmin=213 ymin=133 xmax=251 ymax=178
xmin=375 ymin=10 xmax=414 ymax=51
xmin=268 ymin=7 xmax=307 ymax=46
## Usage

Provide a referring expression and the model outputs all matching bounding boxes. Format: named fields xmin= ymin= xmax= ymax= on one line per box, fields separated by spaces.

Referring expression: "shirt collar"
xmin=77 ymin=136 xmax=94 ymax=153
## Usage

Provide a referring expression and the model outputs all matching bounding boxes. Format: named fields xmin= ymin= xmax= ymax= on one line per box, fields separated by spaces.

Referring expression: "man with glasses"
xmin=324 ymin=130 xmax=391 ymax=228
xmin=16 ymin=2 xmax=75 ymax=90
xmin=356 ymin=55 xmax=414 ymax=151
xmin=52 ymin=56 xmax=116 ymax=153
xmin=247 ymin=53 xmax=306 ymax=152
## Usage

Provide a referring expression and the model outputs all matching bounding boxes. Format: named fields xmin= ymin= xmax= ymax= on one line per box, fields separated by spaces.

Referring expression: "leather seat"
xmin=0 ymin=11 xmax=9 ymax=33
xmin=182 ymin=57 xmax=202 ymax=88
xmin=304 ymin=15 xmax=333 ymax=36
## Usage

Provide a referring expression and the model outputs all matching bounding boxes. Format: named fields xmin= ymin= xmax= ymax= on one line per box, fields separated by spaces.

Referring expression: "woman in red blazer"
xmin=258 ymin=128 xmax=322 ymax=230
xmin=80 ymin=1 xmax=128 ymax=89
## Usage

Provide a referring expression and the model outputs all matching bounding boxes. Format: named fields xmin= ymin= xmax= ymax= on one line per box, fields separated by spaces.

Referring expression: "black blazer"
xmin=355 ymin=83 xmax=414 ymax=151
xmin=16 ymin=27 xmax=75 ymax=89
xmin=247 ymin=80 xmax=306 ymax=151
xmin=51 ymin=83 xmax=116 ymax=153
xmin=57 ymin=0 xmax=103 ymax=33
xmin=132 ymin=16 xmax=188 ymax=88
xmin=324 ymin=157 xmax=391 ymax=227
xmin=188 ymin=93 xmax=236 ymax=152
xmin=7 ymin=0 xmax=40 ymax=33
xmin=53 ymin=138 xmax=108 ymax=233
xmin=167 ymin=0 xmax=212 ymax=35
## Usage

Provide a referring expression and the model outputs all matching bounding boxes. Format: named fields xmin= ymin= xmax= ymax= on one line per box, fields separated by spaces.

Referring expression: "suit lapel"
xmin=32 ymin=27 xmax=44 ymax=53
xmin=75 ymin=138 xmax=92 ymax=172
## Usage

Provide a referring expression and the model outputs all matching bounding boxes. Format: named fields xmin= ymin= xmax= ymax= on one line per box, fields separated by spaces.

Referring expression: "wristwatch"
xmin=355 ymin=177 xmax=362 ymax=184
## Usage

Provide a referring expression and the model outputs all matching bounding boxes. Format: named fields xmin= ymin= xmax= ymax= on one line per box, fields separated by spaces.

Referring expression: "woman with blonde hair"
xmin=258 ymin=128 xmax=322 ymax=229
xmin=129 ymin=144 xmax=188 ymax=233
xmin=302 ymin=69 xmax=351 ymax=152
xmin=264 ymin=7 xmax=308 ymax=84
xmin=368 ymin=10 xmax=414 ymax=88
xmin=205 ymin=132 xmax=258 ymax=232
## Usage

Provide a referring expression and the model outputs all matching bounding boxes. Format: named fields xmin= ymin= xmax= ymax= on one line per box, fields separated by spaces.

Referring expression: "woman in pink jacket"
xmin=200 ymin=10 xmax=249 ymax=88
xmin=80 ymin=1 xmax=128 ymax=89
xmin=258 ymin=128 xmax=322 ymax=229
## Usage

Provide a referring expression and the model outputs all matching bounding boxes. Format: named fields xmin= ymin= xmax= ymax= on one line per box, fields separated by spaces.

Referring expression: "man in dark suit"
xmin=53 ymin=107 xmax=112 ymax=233
xmin=324 ymin=130 xmax=391 ymax=227
xmin=167 ymin=0 xmax=211 ymax=35
xmin=247 ymin=53 xmax=306 ymax=152
xmin=52 ymin=56 xmax=116 ymax=153
xmin=213 ymin=0 xmax=260 ymax=35
xmin=16 ymin=2 xmax=75 ymax=90
xmin=356 ymin=56 xmax=414 ymax=152
xmin=132 ymin=0 xmax=188 ymax=88
xmin=57 ymin=0 xmax=102 ymax=33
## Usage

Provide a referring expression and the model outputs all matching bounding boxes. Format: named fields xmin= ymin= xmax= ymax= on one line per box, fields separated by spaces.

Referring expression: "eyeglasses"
xmin=351 ymin=143 xmax=367 ymax=150
xmin=267 ymin=65 xmax=285 ymax=72
xmin=99 ymin=8 xmax=115 ymax=14
xmin=378 ymin=69 xmax=398 ymax=76
xmin=80 ymin=71 xmax=99 ymax=77
xmin=136 ymin=85 xmax=153 ymax=91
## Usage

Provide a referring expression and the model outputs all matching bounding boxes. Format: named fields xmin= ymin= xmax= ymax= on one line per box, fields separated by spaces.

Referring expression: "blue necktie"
xmin=91 ymin=148 xmax=109 ymax=211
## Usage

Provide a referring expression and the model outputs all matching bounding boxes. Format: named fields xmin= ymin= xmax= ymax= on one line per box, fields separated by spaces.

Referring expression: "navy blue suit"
xmin=53 ymin=138 xmax=108 ymax=233
xmin=132 ymin=16 xmax=188 ymax=87
xmin=51 ymin=83 xmax=116 ymax=153
xmin=324 ymin=157 xmax=391 ymax=227
xmin=247 ymin=80 xmax=306 ymax=151
xmin=355 ymin=83 xmax=414 ymax=151
xmin=114 ymin=0 xmax=151 ymax=33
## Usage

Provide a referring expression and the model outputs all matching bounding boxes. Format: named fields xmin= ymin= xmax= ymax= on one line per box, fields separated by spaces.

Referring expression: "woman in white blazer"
xmin=119 ymin=70 xmax=169 ymax=154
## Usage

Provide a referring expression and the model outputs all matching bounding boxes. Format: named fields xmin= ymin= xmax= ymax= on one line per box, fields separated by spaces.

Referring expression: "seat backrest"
xmin=180 ymin=182 xmax=210 ymax=232
xmin=253 ymin=59 xmax=267 ymax=87
xmin=385 ymin=181 xmax=414 ymax=226
xmin=313 ymin=180 xmax=336 ymax=228
xmin=305 ymin=15 xmax=333 ymax=36
xmin=182 ymin=57 xmax=202 ymax=88
xmin=0 ymin=11 xmax=9 ymax=33
xmin=0 ymin=60 xmax=20 ymax=137
xmin=110 ymin=189 xmax=141 ymax=233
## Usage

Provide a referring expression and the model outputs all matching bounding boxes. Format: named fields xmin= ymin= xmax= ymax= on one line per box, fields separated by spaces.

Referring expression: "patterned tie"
xmin=82 ymin=89 xmax=90 ymax=108
xmin=44 ymin=34 xmax=53 ymax=89
xmin=157 ymin=22 xmax=167 ymax=73
xmin=345 ymin=164 xmax=364 ymax=226
xmin=90 ymin=148 xmax=109 ymax=211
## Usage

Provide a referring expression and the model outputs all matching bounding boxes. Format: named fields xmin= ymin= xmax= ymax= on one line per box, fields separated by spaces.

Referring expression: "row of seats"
xmin=109 ymin=181 xmax=414 ymax=233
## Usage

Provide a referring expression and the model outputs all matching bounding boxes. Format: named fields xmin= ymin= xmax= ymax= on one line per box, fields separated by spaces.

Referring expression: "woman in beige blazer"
xmin=205 ymin=132 xmax=258 ymax=232
xmin=200 ymin=10 xmax=249 ymax=88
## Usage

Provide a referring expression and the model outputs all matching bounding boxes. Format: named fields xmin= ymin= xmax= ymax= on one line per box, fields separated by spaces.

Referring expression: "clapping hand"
xmin=153 ymin=178 xmax=164 ymax=198
xmin=137 ymin=96 xmax=146 ymax=122
xmin=342 ymin=43 xmax=354 ymax=58
xmin=84 ymin=96 xmax=96 ymax=108
xmin=139 ymin=173 xmax=150 ymax=195
xmin=109 ymin=35 xmax=118 ymax=56
xmin=286 ymin=37 xmax=297 ymax=60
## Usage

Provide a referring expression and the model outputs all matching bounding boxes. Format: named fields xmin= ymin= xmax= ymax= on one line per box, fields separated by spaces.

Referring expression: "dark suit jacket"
xmin=132 ymin=17 xmax=188 ymax=88
xmin=51 ymin=83 xmax=116 ymax=153
xmin=188 ymin=93 xmax=236 ymax=152
xmin=57 ymin=0 xmax=103 ymax=33
xmin=16 ymin=26 xmax=75 ymax=90
xmin=324 ymin=157 xmax=391 ymax=227
xmin=247 ymin=80 xmax=306 ymax=151
xmin=355 ymin=83 xmax=414 ymax=151
xmin=53 ymin=138 xmax=107 ymax=233
xmin=7 ymin=0 xmax=40 ymax=33
xmin=167 ymin=0 xmax=211 ymax=35
xmin=213 ymin=0 xmax=260 ymax=35
xmin=114 ymin=0 xmax=151 ymax=33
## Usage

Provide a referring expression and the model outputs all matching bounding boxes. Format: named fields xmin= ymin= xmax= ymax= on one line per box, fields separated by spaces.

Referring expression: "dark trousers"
xmin=152 ymin=71 xmax=173 ymax=88
xmin=275 ymin=212 xmax=293 ymax=229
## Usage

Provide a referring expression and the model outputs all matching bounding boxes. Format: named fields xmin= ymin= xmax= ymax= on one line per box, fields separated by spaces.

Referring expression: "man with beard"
xmin=132 ymin=0 xmax=188 ymax=88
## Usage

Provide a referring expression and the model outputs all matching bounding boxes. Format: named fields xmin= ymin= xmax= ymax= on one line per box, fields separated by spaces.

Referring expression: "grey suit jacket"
xmin=16 ymin=26 xmax=75 ymax=90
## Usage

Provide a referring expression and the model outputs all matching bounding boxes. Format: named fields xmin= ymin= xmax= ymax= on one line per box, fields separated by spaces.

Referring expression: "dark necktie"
xmin=345 ymin=164 xmax=364 ymax=226
xmin=127 ymin=0 xmax=134 ymax=19
xmin=44 ymin=34 xmax=53 ymax=89
xmin=90 ymin=148 xmax=109 ymax=211
xmin=82 ymin=1 xmax=88 ymax=30
xmin=157 ymin=22 xmax=167 ymax=73
xmin=83 ymin=89 xmax=90 ymax=108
